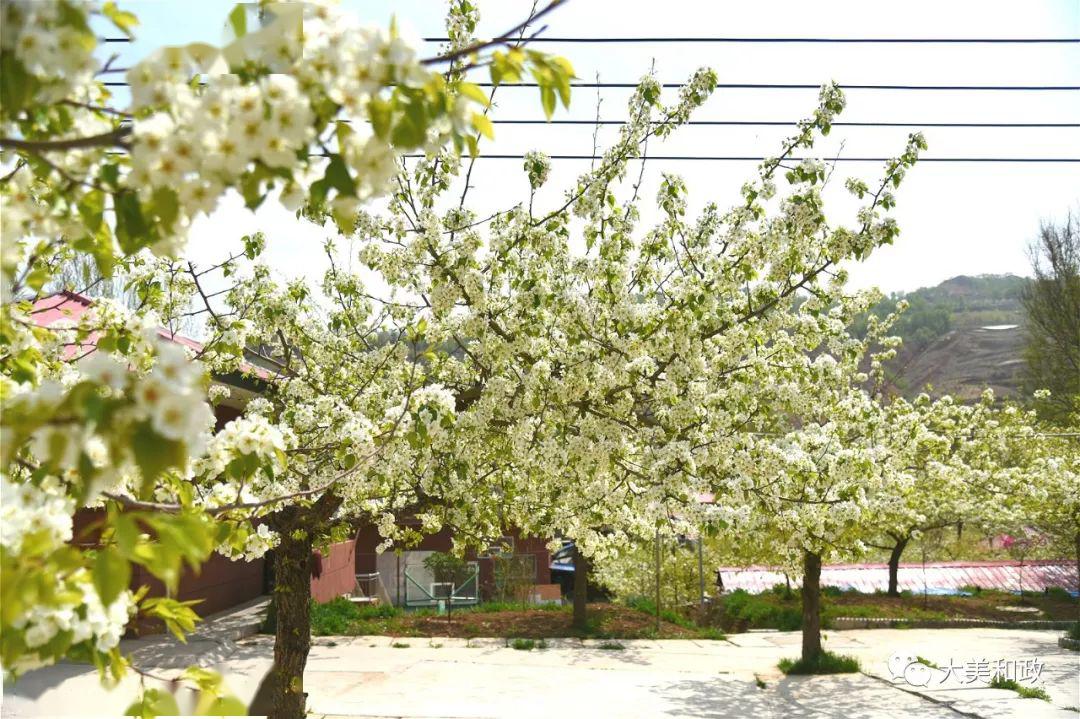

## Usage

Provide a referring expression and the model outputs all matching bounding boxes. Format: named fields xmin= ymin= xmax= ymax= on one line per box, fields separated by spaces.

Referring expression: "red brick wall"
xmin=128 ymin=553 xmax=265 ymax=635
xmin=310 ymin=540 xmax=357 ymax=602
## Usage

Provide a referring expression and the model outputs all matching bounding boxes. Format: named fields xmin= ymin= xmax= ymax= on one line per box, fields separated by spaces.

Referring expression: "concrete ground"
xmin=3 ymin=627 xmax=1078 ymax=718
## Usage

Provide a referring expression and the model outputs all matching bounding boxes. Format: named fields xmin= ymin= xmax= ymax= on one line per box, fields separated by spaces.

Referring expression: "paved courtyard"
xmin=4 ymin=627 xmax=1078 ymax=718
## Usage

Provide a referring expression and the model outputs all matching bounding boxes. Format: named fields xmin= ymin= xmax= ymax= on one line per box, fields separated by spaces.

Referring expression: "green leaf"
xmin=227 ymin=4 xmax=247 ymax=39
xmin=113 ymin=190 xmax=150 ymax=254
xmin=125 ymin=688 xmax=180 ymax=719
xmin=77 ymin=189 xmax=106 ymax=231
xmin=368 ymin=96 xmax=393 ymax=139
xmin=206 ymin=695 xmax=247 ymax=715
xmin=151 ymin=187 xmax=179 ymax=229
xmin=457 ymin=82 xmax=490 ymax=107
xmin=131 ymin=422 xmax=185 ymax=487
xmin=470 ymin=112 xmax=494 ymax=140
xmin=92 ymin=547 xmax=131 ymax=606
xmin=102 ymin=2 xmax=138 ymax=37
xmin=0 ymin=52 xmax=37 ymax=120
xmin=323 ymin=154 xmax=357 ymax=196
xmin=539 ymin=85 xmax=556 ymax=120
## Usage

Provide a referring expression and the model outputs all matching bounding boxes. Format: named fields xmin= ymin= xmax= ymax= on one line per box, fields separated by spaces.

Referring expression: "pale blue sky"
xmin=100 ymin=1 xmax=1079 ymax=295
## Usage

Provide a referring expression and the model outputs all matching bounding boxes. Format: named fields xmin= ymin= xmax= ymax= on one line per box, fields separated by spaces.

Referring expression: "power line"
xmin=492 ymin=120 xmax=1079 ymax=128
xmin=468 ymin=82 xmax=1080 ymax=91
xmin=423 ymin=36 xmax=1080 ymax=44
xmin=99 ymin=81 xmax=1080 ymax=91
xmin=403 ymin=154 xmax=1080 ymax=163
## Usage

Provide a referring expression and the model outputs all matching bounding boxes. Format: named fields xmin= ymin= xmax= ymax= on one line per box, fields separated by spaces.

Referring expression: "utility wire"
xmin=402 ymin=154 xmax=1080 ymax=163
xmin=422 ymin=36 xmax=1080 ymax=44
xmin=99 ymin=81 xmax=1080 ymax=91
xmin=467 ymin=82 xmax=1080 ymax=91
xmin=492 ymin=120 xmax=1079 ymax=128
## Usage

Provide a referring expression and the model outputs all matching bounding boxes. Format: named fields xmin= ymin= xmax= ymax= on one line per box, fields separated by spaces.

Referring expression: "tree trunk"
xmin=887 ymin=536 xmax=909 ymax=597
xmin=268 ymin=529 xmax=313 ymax=719
xmin=572 ymin=543 xmax=589 ymax=631
xmin=259 ymin=492 xmax=341 ymax=719
xmin=801 ymin=550 xmax=823 ymax=663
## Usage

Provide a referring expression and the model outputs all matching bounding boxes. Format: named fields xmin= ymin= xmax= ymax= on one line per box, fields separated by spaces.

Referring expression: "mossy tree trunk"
xmin=269 ymin=529 xmax=312 ymax=719
xmin=256 ymin=493 xmax=343 ymax=719
xmin=801 ymin=550 xmax=823 ymax=663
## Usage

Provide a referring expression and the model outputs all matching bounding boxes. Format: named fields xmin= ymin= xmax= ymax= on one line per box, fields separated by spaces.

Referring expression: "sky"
xmin=103 ymin=0 xmax=1079 ymax=296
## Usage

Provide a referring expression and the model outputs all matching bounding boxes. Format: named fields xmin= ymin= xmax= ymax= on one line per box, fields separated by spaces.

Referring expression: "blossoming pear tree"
xmin=1 ymin=0 xmax=573 ymax=714
xmin=345 ymin=37 xmax=933 ymax=634
xmin=867 ymin=390 xmax=1040 ymax=596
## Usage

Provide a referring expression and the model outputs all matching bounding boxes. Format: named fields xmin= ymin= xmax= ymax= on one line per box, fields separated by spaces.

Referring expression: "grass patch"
xmin=309 ymin=597 xmax=402 ymax=636
xmin=916 ymin=655 xmax=939 ymax=669
xmin=625 ymin=596 xmax=699 ymax=630
xmin=391 ymin=641 xmax=410 ymax=648
xmin=778 ymin=651 xmax=861 ymax=675
xmin=754 ymin=675 xmax=766 ymax=689
xmin=989 ymin=675 xmax=1051 ymax=701
xmin=510 ymin=638 xmax=536 ymax=651
xmin=1067 ymin=622 xmax=1080 ymax=641
xmin=597 ymin=640 xmax=625 ymax=650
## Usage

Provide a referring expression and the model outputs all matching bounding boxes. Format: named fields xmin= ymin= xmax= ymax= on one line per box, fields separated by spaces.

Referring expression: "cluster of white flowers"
xmin=220 ymin=523 xmax=278 ymax=561
xmin=0 ymin=1 xmax=97 ymax=108
xmin=11 ymin=580 xmax=134 ymax=668
xmin=198 ymin=415 xmax=288 ymax=480
xmin=127 ymin=71 xmax=314 ymax=251
xmin=0 ymin=473 xmax=74 ymax=555
xmin=132 ymin=343 xmax=215 ymax=454
xmin=523 ymin=151 xmax=551 ymax=191
xmin=117 ymin=1 xmax=479 ymax=254
xmin=388 ymin=384 xmax=457 ymax=439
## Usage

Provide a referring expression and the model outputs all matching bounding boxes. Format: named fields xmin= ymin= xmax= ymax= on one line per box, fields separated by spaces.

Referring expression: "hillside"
xmin=865 ymin=275 xmax=1029 ymax=400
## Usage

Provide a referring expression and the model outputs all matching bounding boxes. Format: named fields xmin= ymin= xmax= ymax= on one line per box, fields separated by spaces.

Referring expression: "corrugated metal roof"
xmin=716 ymin=560 xmax=1078 ymax=594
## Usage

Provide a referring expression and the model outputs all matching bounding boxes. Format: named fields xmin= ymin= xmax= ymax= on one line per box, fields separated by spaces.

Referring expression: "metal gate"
xmin=403 ymin=561 xmax=480 ymax=608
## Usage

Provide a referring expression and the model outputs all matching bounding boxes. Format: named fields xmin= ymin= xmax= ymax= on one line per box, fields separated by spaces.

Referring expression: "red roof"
xmin=31 ymin=291 xmax=272 ymax=381
xmin=717 ymin=559 xmax=1078 ymax=594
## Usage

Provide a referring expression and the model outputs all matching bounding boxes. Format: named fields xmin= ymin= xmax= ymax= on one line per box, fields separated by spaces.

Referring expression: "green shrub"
xmin=722 ymin=589 xmax=802 ymax=631
xmin=1066 ymin=622 xmax=1079 ymax=641
xmin=778 ymin=651 xmax=860 ymax=675
xmin=1045 ymin=586 xmax=1074 ymax=601
xmin=391 ymin=641 xmax=410 ymax=648
xmin=625 ymin=596 xmax=697 ymax=629
xmin=989 ymin=674 xmax=1050 ymax=701
xmin=597 ymin=640 xmax=625 ymax=650
xmin=510 ymin=638 xmax=536 ymax=651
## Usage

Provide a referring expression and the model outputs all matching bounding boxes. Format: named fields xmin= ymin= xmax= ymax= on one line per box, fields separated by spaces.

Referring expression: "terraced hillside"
xmin=863 ymin=275 xmax=1029 ymax=400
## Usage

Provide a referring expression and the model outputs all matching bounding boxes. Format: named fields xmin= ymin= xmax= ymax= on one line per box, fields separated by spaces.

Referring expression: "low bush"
xmin=989 ymin=674 xmax=1051 ymax=701
xmin=720 ymin=589 xmax=802 ymax=631
xmin=625 ymin=596 xmax=697 ymax=630
xmin=778 ymin=651 xmax=860 ymax=675
xmin=510 ymin=638 xmax=536 ymax=650
xmin=1067 ymin=622 xmax=1079 ymax=641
